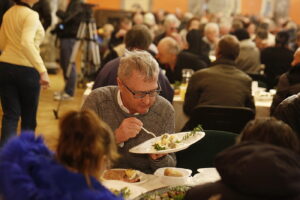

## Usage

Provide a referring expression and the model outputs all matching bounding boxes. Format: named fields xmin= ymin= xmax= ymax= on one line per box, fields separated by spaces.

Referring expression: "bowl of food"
xmin=154 ymin=167 xmax=192 ymax=186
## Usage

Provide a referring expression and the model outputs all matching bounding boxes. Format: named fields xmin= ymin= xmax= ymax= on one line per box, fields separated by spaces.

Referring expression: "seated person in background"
xmin=153 ymin=14 xmax=181 ymax=45
xmin=231 ymin=28 xmax=261 ymax=74
xmin=270 ymin=48 xmax=300 ymax=115
xmin=202 ymin=22 xmax=220 ymax=56
xmin=0 ymin=110 xmax=122 ymax=200
xmin=274 ymin=93 xmax=300 ymax=137
xmin=238 ymin=117 xmax=299 ymax=153
xmin=184 ymin=142 xmax=300 ymax=200
xmin=185 ymin=29 xmax=211 ymax=66
xmin=109 ymin=17 xmax=132 ymax=48
xmin=183 ymin=35 xmax=255 ymax=116
xmin=82 ymin=51 xmax=176 ymax=174
xmin=157 ymin=37 xmax=207 ymax=84
xmin=93 ymin=25 xmax=174 ymax=103
xmin=261 ymin=31 xmax=294 ymax=90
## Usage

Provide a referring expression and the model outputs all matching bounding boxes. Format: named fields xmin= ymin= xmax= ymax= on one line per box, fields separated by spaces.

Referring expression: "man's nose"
xmin=142 ymin=94 xmax=151 ymax=105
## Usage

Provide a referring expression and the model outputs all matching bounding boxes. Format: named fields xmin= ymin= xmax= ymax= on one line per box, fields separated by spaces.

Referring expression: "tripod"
xmin=53 ymin=11 xmax=100 ymax=119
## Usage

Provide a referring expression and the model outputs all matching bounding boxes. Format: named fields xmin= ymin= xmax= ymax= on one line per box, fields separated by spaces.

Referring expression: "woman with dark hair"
xmin=0 ymin=0 xmax=50 ymax=147
xmin=185 ymin=29 xmax=210 ymax=65
xmin=238 ymin=117 xmax=300 ymax=153
xmin=0 ymin=109 xmax=122 ymax=200
xmin=274 ymin=93 xmax=300 ymax=137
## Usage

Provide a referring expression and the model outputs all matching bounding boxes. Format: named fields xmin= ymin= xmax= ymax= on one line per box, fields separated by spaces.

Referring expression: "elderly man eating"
xmin=82 ymin=50 xmax=176 ymax=173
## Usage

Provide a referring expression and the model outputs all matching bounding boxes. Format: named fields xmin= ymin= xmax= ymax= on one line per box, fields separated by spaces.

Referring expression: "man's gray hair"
xmin=164 ymin=14 xmax=180 ymax=28
xmin=118 ymin=50 xmax=159 ymax=81
xmin=204 ymin=22 xmax=219 ymax=34
xmin=159 ymin=37 xmax=180 ymax=55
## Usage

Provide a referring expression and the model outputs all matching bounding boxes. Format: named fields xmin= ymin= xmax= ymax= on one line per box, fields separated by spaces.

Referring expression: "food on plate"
xmin=103 ymin=169 xmax=141 ymax=183
xmin=153 ymin=134 xmax=180 ymax=151
xmin=110 ymin=187 xmax=131 ymax=198
xmin=164 ymin=168 xmax=183 ymax=177
xmin=136 ymin=185 xmax=191 ymax=200
xmin=152 ymin=125 xmax=204 ymax=151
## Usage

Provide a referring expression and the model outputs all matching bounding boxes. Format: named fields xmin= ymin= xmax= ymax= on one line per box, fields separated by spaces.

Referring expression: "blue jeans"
xmin=0 ymin=62 xmax=40 ymax=147
xmin=60 ymin=38 xmax=76 ymax=96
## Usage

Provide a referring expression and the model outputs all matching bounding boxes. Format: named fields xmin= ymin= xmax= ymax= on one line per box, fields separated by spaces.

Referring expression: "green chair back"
xmin=176 ymin=130 xmax=238 ymax=174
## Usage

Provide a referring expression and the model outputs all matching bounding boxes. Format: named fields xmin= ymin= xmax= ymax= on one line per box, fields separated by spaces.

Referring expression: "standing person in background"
xmin=54 ymin=0 xmax=84 ymax=100
xmin=0 ymin=0 xmax=50 ymax=147
xmin=32 ymin=0 xmax=52 ymax=30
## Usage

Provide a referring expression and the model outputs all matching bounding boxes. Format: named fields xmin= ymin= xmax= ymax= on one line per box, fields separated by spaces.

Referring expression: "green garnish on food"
xmin=182 ymin=125 xmax=203 ymax=141
xmin=153 ymin=143 xmax=166 ymax=150
xmin=111 ymin=186 xmax=131 ymax=198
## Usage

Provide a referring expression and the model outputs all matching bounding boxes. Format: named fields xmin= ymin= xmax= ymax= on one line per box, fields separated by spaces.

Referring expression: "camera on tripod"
xmin=80 ymin=3 xmax=96 ymax=22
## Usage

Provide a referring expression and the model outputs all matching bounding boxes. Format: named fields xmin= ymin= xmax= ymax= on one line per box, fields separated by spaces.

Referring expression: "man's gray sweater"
xmin=82 ymin=86 xmax=176 ymax=173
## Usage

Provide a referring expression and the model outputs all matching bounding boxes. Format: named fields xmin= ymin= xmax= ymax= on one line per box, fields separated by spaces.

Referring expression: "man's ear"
xmin=117 ymin=77 xmax=121 ymax=87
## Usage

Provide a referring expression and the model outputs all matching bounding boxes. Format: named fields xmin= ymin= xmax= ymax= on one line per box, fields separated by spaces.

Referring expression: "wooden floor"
xmin=0 ymin=69 xmax=85 ymax=151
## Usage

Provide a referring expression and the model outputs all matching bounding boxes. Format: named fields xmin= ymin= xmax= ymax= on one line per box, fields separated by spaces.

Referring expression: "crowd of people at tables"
xmin=1 ymin=1 xmax=300 ymax=199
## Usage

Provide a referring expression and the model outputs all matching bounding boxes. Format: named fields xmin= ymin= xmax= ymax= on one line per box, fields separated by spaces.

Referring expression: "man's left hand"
xmin=149 ymin=154 xmax=167 ymax=160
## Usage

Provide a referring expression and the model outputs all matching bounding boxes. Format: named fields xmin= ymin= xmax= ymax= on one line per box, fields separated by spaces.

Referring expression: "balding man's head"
xmin=156 ymin=37 xmax=180 ymax=65
xmin=216 ymin=35 xmax=240 ymax=60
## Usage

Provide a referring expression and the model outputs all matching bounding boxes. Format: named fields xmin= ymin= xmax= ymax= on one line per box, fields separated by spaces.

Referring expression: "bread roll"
xmin=164 ymin=168 xmax=183 ymax=177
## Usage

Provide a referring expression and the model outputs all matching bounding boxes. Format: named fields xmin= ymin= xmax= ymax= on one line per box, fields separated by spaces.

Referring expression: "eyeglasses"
xmin=122 ymin=81 xmax=161 ymax=99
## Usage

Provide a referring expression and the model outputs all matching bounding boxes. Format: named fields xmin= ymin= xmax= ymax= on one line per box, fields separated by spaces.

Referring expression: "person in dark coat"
xmin=184 ymin=29 xmax=210 ymax=66
xmin=54 ymin=0 xmax=84 ymax=100
xmin=33 ymin=0 xmax=52 ymax=30
xmin=261 ymin=31 xmax=294 ymax=90
xmin=270 ymin=48 xmax=300 ymax=115
xmin=184 ymin=142 xmax=300 ymax=200
xmin=274 ymin=92 xmax=300 ymax=137
xmin=157 ymin=37 xmax=207 ymax=84
xmin=183 ymin=35 xmax=254 ymax=116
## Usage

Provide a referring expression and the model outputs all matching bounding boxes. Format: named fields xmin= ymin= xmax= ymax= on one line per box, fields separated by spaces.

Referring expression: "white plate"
xmin=154 ymin=167 xmax=193 ymax=186
xmin=192 ymin=168 xmax=221 ymax=185
xmin=103 ymin=180 xmax=147 ymax=200
xmin=129 ymin=131 xmax=205 ymax=154
xmin=102 ymin=168 xmax=148 ymax=185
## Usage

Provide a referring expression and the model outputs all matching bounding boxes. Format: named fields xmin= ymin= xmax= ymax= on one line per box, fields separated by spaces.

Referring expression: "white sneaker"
xmin=53 ymin=91 xmax=62 ymax=97
xmin=53 ymin=93 xmax=73 ymax=101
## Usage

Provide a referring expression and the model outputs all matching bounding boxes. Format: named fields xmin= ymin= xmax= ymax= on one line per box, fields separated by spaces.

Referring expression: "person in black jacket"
xmin=32 ymin=0 xmax=52 ymax=30
xmin=54 ymin=0 xmax=84 ymax=100
xmin=157 ymin=37 xmax=207 ymax=84
xmin=274 ymin=93 xmax=300 ymax=137
xmin=261 ymin=31 xmax=294 ymax=90
xmin=184 ymin=142 xmax=300 ymax=200
xmin=270 ymin=48 xmax=300 ymax=115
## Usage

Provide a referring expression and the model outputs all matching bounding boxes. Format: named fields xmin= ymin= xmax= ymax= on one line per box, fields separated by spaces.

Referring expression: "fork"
xmin=141 ymin=127 xmax=156 ymax=138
